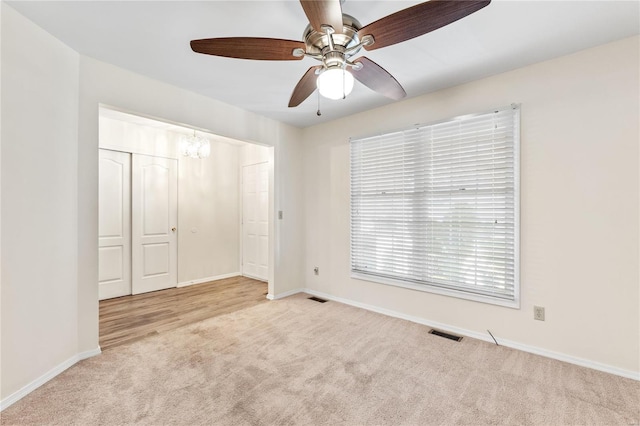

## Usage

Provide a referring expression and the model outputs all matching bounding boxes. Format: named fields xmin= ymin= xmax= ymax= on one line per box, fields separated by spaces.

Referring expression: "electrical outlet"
xmin=533 ymin=306 xmax=545 ymax=321
xmin=313 ymin=267 xmax=319 ymax=275
xmin=278 ymin=211 xmax=283 ymax=220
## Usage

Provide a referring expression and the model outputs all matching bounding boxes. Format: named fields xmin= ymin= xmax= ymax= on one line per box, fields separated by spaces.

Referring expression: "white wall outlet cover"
xmin=191 ymin=227 xmax=198 ymax=233
xmin=534 ymin=306 xmax=546 ymax=321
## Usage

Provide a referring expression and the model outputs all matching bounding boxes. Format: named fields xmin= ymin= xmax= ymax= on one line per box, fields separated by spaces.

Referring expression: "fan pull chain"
xmin=342 ymin=62 xmax=347 ymax=100
xmin=316 ymin=90 xmax=321 ymax=116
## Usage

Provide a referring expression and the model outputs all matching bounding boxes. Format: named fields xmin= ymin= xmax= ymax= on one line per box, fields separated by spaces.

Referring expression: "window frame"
xmin=349 ymin=105 xmax=521 ymax=308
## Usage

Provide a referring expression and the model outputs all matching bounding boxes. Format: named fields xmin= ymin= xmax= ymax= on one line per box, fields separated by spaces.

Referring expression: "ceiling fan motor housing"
xmin=323 ymin=51 xmax=347 ymax=69
xmin=303 ymin=14 xmax=363 ymax=62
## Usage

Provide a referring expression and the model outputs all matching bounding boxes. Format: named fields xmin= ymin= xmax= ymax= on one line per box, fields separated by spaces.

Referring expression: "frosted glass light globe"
xmin=317 ymin=68 xmax=354 ymax=100
xmin=180 ymin=134 xmax=211 ymax=159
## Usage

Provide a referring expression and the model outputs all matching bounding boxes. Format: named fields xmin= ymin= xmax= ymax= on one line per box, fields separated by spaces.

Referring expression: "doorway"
xmin=97 ymin=107 xmax=273 ymax=304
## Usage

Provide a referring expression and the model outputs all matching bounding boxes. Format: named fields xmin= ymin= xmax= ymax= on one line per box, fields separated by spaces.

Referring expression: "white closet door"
xmin=132 ymin=154 xmax=178 ymax=294
xmin=242 ymin=162 xmax=269 ymax=281
xmin=98 ymin=149 xmax=131 ymax=300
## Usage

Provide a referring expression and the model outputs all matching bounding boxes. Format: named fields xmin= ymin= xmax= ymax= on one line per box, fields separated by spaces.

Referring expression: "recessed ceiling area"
xmin=8 ymin=1 xmax=640 ymax=128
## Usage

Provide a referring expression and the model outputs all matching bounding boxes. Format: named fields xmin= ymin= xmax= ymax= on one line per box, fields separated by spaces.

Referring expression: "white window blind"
xmin=350 ymin=105 xmax=519 ymax=306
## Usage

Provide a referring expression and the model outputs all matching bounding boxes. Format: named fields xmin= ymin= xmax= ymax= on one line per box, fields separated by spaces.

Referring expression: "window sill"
xmin=351 ymin=272 xmax=520 ymax=309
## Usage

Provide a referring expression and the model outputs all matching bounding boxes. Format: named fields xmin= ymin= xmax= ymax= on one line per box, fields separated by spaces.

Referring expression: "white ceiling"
xmin=7 ymin=1 xmax=639 ymax=128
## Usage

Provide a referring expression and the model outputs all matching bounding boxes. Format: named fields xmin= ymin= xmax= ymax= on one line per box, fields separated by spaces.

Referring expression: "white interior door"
xmin=132 ymin=154 xmax=178 ymax=294
xmin=98 ymin=149 xmax=132 ymax=300
xmin=242 ymin=162 xmax=269 ymax=281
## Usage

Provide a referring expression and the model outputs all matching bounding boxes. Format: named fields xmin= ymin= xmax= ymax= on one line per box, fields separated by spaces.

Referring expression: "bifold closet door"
xmin=131 ymin=154 xmax=178 ymax=294
xmin=98 ymin=149 xmax=132 ymax=300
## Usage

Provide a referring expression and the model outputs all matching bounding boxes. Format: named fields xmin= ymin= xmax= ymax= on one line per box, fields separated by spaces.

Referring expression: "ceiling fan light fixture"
xmin=317 ymin=67 xmax=354 ymax=100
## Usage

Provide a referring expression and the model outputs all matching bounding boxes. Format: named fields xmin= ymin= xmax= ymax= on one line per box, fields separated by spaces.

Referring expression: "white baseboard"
xmin=0 ymin=347 xmax=101 ymax=412
xmin=177 ymin=272 xmax=241 ymax=288
xmin=302 ymin=289 xmax=640 ymax=381
xmin=268 ymin=288 xmax=304 ymax=301
xmin=241 ymin=272 xmax=268 ymax=282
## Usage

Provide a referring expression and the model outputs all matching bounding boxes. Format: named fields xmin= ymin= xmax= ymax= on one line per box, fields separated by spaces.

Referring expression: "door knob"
xmin=171 ymin=227 xmax=177 ymax=232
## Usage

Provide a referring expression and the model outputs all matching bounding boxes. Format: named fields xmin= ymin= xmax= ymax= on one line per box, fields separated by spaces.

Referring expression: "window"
xmin=350 ymin=105 xmax=520 ymax=307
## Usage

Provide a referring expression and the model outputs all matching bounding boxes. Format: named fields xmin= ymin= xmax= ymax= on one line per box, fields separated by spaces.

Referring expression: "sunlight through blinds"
xmin=350 ymin=105 xmax=520 ymax=304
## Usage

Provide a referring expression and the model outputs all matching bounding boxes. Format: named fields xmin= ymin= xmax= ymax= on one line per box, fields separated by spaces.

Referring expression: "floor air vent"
xmin=308 ymin=296 xmax=328 ymax=303
xmin=429 ymin=329 xmax=463 ymax=342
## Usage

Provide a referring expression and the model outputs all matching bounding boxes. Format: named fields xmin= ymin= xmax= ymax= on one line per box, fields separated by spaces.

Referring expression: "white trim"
xmin=0 ymin=347 xmax=101 ymax=412
xmin=268 ymin=288 xmax=304 ymax=300
xmin=513 ymin=105 xmax=522 ymax=310
xmin=177 ymin=272 xmax=241 ymax=288
xmin=302 ymin=289 xmax=640 ymax=381
xmin=99 ymin=143 xmax=179 ymax=161
xmin=241 ymin=272 xmax=268 ymax=283
xmin=78 ymin=347 xmax=102 ymax=361
xmin=351 ymin=272 xmax=519 ymax=309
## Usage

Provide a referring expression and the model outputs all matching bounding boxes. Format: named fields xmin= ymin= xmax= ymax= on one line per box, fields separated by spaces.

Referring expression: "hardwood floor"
xmin=99 ymin=276 xmax=268 ymax=350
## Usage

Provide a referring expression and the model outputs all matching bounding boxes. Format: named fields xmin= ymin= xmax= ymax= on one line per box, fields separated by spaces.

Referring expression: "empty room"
xmin=1 ymin=1 xmax=638 ymax=425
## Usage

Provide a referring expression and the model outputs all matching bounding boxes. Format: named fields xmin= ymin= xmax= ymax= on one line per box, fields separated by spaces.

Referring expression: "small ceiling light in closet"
xmin=180 ymin=130 xmax=211 ymax=159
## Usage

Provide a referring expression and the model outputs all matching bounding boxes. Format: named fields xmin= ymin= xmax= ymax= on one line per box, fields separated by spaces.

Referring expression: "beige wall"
xmin=302 ymin=36 xmax=640 ymax=375
xmin=98 ymin=116 xmax=177 ymax=159
xmin=178 ymin=139 xmax=240 ymax=283
xmin=1 ymin=4 xmax=80 ymax=398
xmin=1 ymin=3 xmax=305 ymax=403
xmin=0 ymin=2 xmax=3 ymax=403
xmin=240 ymin=143 xmax=270 ymax=167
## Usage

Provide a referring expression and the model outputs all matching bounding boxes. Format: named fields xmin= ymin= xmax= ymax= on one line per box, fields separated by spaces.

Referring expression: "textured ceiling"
xmin=7 ymin=1 xmax=640 ymax=128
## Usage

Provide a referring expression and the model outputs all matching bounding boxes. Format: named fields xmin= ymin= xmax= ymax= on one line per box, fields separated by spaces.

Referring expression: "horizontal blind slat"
xmin=351 ymin=107 xmax=518 ymax=301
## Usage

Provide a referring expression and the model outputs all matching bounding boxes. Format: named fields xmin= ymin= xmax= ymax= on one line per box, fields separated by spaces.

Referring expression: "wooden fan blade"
xmin=191 ymin=37 xmax=305 ymax=60
xmin=289 ymin=66 xmax=322 ymax=107
xmin=351 ymin=57 xmax=406 ymax=100
xmin=358 ymin=0 xmax=491 ymax=51
xmin=300 ymin=0 xmax=344 ymax=33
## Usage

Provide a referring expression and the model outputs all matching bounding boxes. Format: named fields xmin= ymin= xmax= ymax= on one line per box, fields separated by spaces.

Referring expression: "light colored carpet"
xmin=2 ymin=293 xmax=638 ymax=425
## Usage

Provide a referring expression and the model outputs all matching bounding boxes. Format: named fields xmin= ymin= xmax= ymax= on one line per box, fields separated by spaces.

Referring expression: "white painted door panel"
xmin=98 ymin=149 xmax=131 ymax=300
xmin=256 ymin=164 xmax=269 ymax=278
xmin=132 ymin=154 xmax=178 ymax=294
xmin=242 ymin=162 xmax=269 ymax=281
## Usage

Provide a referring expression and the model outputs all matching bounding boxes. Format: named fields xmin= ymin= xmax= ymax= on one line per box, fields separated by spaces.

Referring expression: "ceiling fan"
xmin=191 ymin=0 xmax=491 ymax=108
